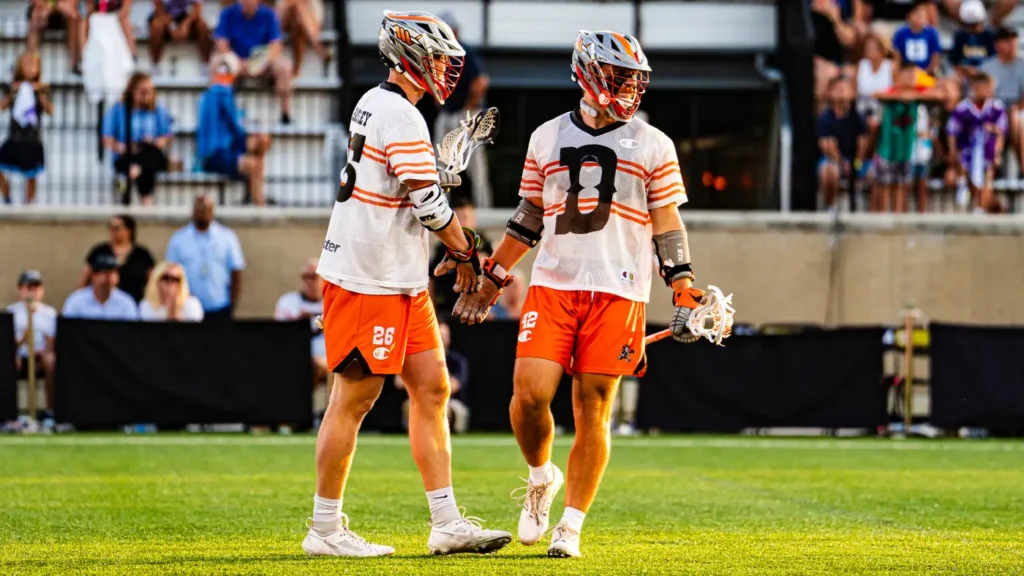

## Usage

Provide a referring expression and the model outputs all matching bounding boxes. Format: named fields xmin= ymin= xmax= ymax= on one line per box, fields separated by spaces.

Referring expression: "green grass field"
xmin=1 ymin=435 xmax=1023 ymax=575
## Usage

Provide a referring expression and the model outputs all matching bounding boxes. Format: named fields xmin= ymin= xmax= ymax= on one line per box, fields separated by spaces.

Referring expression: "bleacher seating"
xmin=0 ymin=0 xmax=343 ymax=206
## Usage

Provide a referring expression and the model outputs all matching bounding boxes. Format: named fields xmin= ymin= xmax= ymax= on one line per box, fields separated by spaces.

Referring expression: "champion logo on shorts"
xmin=373 ymin=347 xmax=390 ymax=360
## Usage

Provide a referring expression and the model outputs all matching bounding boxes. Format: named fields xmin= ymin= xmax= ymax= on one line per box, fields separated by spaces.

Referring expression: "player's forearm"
xmin=490 ymin=234 xmax=532 ymax=271
xmin=434 ymin=218 xmax=470 ymax=253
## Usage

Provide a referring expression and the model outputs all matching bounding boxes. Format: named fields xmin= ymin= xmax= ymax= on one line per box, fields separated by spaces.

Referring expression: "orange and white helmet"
xmin=378 ymin=11 xmax=466 ymax=104
xmin=571 ymin=30 xmax=651 ymax=122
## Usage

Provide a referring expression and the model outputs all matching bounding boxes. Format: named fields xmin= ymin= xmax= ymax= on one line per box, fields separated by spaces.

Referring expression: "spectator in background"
xmin=215 ymin=0 xmax=294 ymax=124
xmin=982 ymin=27 xmax=1024 ymax=169
xmin=165 ymin=194 xmax=246 ymax=322
xmin=198 ymin=53 xmax=272 ymax=206
xmin=892 ymin=1 xmax=943 ymax=81
xmin=102 ymin=72 xmax=174 ymax=206
xmin=428 ymin=194 xmax=490 ymax=312
xmin=140 ymin=261 xmax=204 ymax=321
xmin=949 ymin=0 xmax=995 ymax=86
xmin=0 ymin=52 xmax=51 ymax=205
xmin=937 ymin=78 xmax=964 ymax=207
xmin=63 ymin=253 xmax=139 ymax=320
xmin=947 ymin=72 xmax=1007 ymax=213
xmin=433 ymin=12 xmax=492 ymax=207
xmin=811 ymin=0 xmax=857 ymax=113
xmin=274 ymin=259 xmax=327 ymax=391
xmin=489 ymin=267 xmax=525 ymax=320
xmin=818 ymin=76 xmax=870 ymax=210
xmin=856 ymin=34 xmax=893 ymax=129
xmin=277 ymin=0 xmax=331 ymax=77
xmin=395 ymin=320 xmax=470 ymax=434
xmin=85 ymin=0 xmax=136 ymax=59
xmin=6 ymin=270 xmax=57 ymax=417
xmin=148 ymin=0 xmax=213 ymax=76
xmin=81 ymin=215 xmax=155 ymax=303
xmin=941 ymin=0 xmax=1017 ymax=26
xmin=27 ymin=0 xmax=81 ymax=74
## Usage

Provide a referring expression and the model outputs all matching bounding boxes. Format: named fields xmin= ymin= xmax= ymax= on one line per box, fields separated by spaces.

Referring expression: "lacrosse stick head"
xmin=437 ymin=107 xmax=500 ymax=173
xmin=686 ymin=285 xmax=735 ymax=346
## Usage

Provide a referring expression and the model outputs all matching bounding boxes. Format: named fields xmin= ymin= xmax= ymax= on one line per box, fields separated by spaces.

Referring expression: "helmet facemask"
xmin=578 ymin=62 xmax=649 ymax=122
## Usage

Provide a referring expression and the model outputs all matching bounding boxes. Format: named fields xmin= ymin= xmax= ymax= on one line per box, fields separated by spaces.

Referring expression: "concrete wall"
xmin=3 ymin=207 xmax=1024 ymax=326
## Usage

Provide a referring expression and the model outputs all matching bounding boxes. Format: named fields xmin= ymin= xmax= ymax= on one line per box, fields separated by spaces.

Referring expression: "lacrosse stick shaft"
xmin=644 ymin=328 xmax=673 ymax=345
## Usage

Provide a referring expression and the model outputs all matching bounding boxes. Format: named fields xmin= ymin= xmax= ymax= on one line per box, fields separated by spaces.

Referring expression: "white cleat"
xmin=427 ymin=510 xmax=512 ymax=555
xmin=301 ymin=515 xmax=395 ymax=557
xmin=512 ymin=464 xmax=564 ymax=546
xmin=547 ymin=521 xmax=582 ymax=558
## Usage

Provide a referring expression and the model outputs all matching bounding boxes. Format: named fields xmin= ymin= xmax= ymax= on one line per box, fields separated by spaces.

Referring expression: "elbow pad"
xmin=653 ymin=227 xmax=694 ymax=286
xmin=506 ymin=199 xmax=544 ymax=247
xmin=409 ymin=183 xmax=453 ymax=232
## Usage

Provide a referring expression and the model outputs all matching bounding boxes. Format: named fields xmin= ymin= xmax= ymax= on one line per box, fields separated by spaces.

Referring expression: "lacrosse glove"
xmin=669 ymin=287 xmax=706 ymax=344
xmin=437 ymin=165 xmax=462 ymax=190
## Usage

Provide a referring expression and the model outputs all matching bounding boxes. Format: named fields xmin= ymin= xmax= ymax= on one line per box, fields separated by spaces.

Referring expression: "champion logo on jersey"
xmin=619 ymin=138 xmax=639 ymax=149
xmin=620 ymin=271 xmax=635 ymax=284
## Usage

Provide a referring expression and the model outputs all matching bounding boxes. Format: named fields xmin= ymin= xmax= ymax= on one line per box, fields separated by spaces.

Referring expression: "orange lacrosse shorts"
xmin=516 ymin=286 xmax=647 ymax=376
xmin=322 ymin=282 xmax=441 ymax=376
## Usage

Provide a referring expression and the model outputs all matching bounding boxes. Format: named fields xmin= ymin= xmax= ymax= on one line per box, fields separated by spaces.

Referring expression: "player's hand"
xmin=670 ymin=287 xmax=706 ymax=344
xmin=453 ymin=280 xmax=499 ymax=325
xmin=434 ymin=227 xmax=483 ymax=293
xmin=437 ymin=166 xmax=462 ymax=190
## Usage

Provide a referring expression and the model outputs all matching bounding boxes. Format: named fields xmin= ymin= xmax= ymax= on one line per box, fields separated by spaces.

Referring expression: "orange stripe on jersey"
xmin=617 ymin=166 xmax=646 ymax=180
xmin=611 ymin=201 xmax=648 ymax=220
xmin=541 ymin=160 xmax=559 ymax=175
xmin=547 ymin=166 xmax=569 ymax=176
xmin=648 ymin=183 xmax=682 ymax=197
xmin=352 ymin=187 xmax=413 ymax=208
xmin=618 ymin=159 xmax=649 ymax=178
xmin=362 ymin=148 xmax=387 ymax=165
xmin=364 ymin=143 xmax=386 ymax=157
xmin=649 ymin=162 xmax=680 ymax=181
xmin=388 ymin=147 xmax=435 ymax=159
xmin=610 ymin=207 xmax=649 ymax=226
xmin=649 ymin=185 xmax=685 ymax=203
xmin=385 ymin=140 xmax=432 ymax=151
xmin=393 ymin=160 xmax=435 ymax=170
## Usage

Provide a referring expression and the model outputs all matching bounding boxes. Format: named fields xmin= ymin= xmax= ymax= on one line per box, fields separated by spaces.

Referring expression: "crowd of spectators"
xmin=812 ymin=0 xmax=1024 ymax=213
xmin=2 ymin=0 xmax=333 ymax=206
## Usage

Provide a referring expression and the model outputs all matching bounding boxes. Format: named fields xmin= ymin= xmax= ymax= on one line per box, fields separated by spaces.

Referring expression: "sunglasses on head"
xmin=159 ymin=275 xmax=182 ymax=283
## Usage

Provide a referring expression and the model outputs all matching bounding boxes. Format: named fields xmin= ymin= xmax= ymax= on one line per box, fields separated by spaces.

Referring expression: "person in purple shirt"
xmin=892 ymin=0 xmax=942 ymax=77
xmin=215 ymin=0 xmax=294 ymax=123
xmin=946 ymin=73 xmax=1007 ymax=212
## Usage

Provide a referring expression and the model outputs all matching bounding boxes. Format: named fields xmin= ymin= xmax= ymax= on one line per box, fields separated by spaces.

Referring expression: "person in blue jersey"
xmin=196 ymin=53 xmax=272 ymax=205
xmin=949 ymin=0 xmax=996 ymax=85
xmin=892 ymin=0 xmax=943 ymax=79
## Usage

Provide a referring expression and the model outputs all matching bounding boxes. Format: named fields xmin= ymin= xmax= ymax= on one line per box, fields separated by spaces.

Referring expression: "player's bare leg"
xmin=303 ymin=364 xmax=394 ymax=557
xmin=548 ymin=372 xmax=620 ymax=558
xmin=402 ymin=348 xmax=512 ymax=555
xmin=510 ymin=357 xmax=565 ymax=546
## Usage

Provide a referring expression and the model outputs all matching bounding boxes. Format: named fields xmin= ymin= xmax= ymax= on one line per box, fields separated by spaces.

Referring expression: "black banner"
xmin=931 ymin=323 xmax=1024 ymax=430
xmin=638 ymin=327 xmax=887 ymax=432
xmin=54 ymin=319 xmax=313 ymax=430
xmin=0 ymin=313 xmax=16 ymax=423
xmin=448 ymin=321 xmax=574 ymax=432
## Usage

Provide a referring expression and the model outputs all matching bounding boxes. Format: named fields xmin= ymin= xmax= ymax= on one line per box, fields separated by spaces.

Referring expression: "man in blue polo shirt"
xmin=62 ymin=254 xmax=139 ymax=320
xmin=165 ymin=194 xmax=246 ymax=322
xmin=214 ymin=0 xmax=294 ymax=123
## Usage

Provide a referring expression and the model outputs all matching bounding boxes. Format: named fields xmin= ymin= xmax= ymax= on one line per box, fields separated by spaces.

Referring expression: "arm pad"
xmin=409 ymin=183 xmax=454 ymax=232
xmin=506 ymin=199 xmax=544 ymax=247
xmin=653 ymin=226 xmax=694 ymax=286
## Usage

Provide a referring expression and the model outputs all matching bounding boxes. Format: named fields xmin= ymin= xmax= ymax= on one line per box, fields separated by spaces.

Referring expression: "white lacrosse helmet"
xmin=571 ymin=30 xmax=651 ymax=122
xmin=378 ymin=11 xmax=466 ymax=104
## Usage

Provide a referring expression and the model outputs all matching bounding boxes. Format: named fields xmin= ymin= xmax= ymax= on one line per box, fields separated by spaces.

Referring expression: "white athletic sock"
xmin=312 ymin=494 xmax=342 ymax=530
xmin=561 ymin=507 xmax=586 ymax=533
xmin=426 ymin=487 xmax=459 ymax=523
xmin=529 ymin=462 xmax=554 ymax=484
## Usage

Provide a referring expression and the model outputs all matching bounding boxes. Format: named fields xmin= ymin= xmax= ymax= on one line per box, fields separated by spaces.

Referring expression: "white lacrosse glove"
xmin=437 ymin=166 xmax=462 ymax=190
xmin=670 ymin=287 xmax=706 ymax=344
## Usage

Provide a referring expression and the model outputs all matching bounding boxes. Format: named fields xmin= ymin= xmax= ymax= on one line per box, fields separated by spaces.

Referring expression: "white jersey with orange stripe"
xmin=519 ymin=109 xmax=687 ymax=303
xmin=318 ymin=82 xmax=440 ymax=295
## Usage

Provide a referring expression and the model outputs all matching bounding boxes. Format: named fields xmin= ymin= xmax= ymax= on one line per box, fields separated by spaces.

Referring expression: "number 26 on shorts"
xmin=372 ymin=326 xmax=395 ymax=346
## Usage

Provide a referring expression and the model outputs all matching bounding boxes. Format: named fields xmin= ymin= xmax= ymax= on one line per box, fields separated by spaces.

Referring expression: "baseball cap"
xmin=995 ymin=26 xmax=1019 ymax=41
xmin=959 ymin=0 xmax=986 ymax=25
xmin=17 ymin=269 xmax=42 ymax=287
xmin=90 ymin=253 xmax=119 ymax=272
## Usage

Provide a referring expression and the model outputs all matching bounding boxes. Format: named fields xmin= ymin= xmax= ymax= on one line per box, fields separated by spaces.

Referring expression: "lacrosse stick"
xmin=436 ymin=107 xmax=500 ymax=174
xmin=645 ymin=286 xmax=736 ymax=347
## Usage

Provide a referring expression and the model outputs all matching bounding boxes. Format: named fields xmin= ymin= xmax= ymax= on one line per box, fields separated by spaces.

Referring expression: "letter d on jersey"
xmin=373 ymin=346 xmax=390 ymax=360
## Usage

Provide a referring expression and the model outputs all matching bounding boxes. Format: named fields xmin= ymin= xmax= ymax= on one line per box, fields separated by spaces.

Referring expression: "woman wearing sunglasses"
xmin=140 ymin=261 xmax=204 ymax=321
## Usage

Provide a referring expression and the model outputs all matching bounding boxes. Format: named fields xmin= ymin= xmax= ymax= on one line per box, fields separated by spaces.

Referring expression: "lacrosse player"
xmin=303 ymin=10 xmax=511 ymax=558
xmin=449 ymin=30 xmax=702 ymax=558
